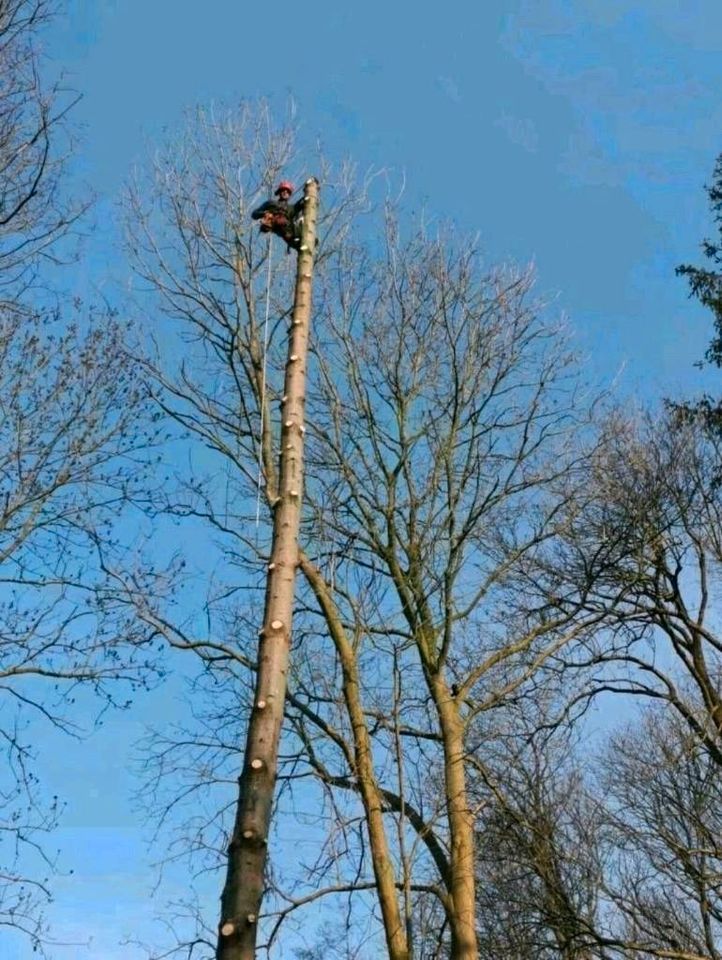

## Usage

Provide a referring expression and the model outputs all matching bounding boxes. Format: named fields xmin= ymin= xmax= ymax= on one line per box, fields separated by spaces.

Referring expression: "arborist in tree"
xmin=251 ymin=180 xmax=305 ymax=251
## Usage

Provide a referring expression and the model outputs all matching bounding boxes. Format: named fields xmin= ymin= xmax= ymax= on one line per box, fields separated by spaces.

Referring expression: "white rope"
xmin=255 ymin=235 xmax=273 ymax=529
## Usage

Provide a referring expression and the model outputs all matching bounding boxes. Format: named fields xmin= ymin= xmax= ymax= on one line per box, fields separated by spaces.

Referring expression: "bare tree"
xmin=599 ymin=708 xmax=722 ymax=960
xmin=467 ymin=718 xmax=606 ymax=960
xmin=121 ymin=103 xmax=409 ymax=960
xmin=121 ymin=103 xmax=615 ymax=960
xmin=0 ymin=303 xmax=164 ymax=953
xmin=476 ymin=407 xmax=722 ymax=960
xmin=540 ymin=412 xmax=722 ymax=762
xmin=464 ymin=699 xmax=722 ymax=960
xmin=0 ymin=0 xmax=84 ymax=293
xmin=0 ymin=1 xmax=168 ymax=949
xmin=296 ymin=221 xmax=610 ymax=960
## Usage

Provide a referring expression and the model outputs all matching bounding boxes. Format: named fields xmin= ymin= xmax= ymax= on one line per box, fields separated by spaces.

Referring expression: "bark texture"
xmin=216 ymin=178 xmax=319 ymax=960
xmin=437 ymin=691 xmax=478 ymax=960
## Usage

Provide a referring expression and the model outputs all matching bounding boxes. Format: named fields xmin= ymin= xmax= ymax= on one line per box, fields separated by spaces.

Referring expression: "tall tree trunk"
xmin=216 ymin=179 xmax=319 ymax=960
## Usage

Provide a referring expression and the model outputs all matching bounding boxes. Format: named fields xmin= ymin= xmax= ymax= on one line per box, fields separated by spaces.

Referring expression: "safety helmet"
xmin=275 ymin=180 xmax=294 ymax=195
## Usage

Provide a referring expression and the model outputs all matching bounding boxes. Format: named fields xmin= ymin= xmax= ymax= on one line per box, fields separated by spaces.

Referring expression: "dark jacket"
xmin=251 ymin=196 xmax=305 ymax=249
xmin=251 ymin=197 xmax=304 ymax=222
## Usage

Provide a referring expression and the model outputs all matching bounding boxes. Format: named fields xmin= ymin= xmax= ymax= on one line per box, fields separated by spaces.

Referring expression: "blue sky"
xmin=10 ymin=1 xmax=721 ymax=956
xmin=48 ymin=0 xmax=721 ymax=392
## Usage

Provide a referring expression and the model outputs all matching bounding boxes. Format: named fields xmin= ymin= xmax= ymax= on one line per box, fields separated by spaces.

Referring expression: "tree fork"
xmin=216 ymin=178 xmax=319 ymax=960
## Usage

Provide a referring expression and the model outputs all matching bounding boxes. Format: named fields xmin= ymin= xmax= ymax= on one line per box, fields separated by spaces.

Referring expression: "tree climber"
xmin=251 ymin=180 xmax=305 ymax=251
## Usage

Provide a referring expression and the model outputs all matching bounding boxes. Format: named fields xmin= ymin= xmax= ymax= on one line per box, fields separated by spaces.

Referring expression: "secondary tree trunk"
xmin=300 ymin=553 xmax=410 ymax=960
xmin=216 ymin=178 xmax=319 ymax=960
xmin=435 ymin=678 xmax=478 ymax=960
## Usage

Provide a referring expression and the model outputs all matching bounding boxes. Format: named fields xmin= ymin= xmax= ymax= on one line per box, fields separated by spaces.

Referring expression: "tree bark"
xmin=299 ymin=552 xmax=410 ymax=960
xmin=216 ymin=178 xmax=319 ymax=960
xmin=434 ymin=677 xmax=478 ymax=960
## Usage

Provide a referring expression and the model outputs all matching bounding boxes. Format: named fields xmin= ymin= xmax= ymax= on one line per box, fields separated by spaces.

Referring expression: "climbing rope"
xmin=255 ymin=235 xmax=273 ymax=529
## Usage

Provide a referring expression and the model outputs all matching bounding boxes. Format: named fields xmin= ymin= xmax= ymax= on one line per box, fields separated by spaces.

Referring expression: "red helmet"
xmin=275 ymin=180 xmax=294 ymax=196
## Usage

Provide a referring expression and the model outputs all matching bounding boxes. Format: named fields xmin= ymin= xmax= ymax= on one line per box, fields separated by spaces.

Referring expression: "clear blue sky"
xmin=11 ymin=1 xmax=721 ymax=956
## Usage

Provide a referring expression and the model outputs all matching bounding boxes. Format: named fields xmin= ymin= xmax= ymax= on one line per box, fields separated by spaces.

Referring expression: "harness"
xmin=257 ymin=202 xmax=292 ymax=238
